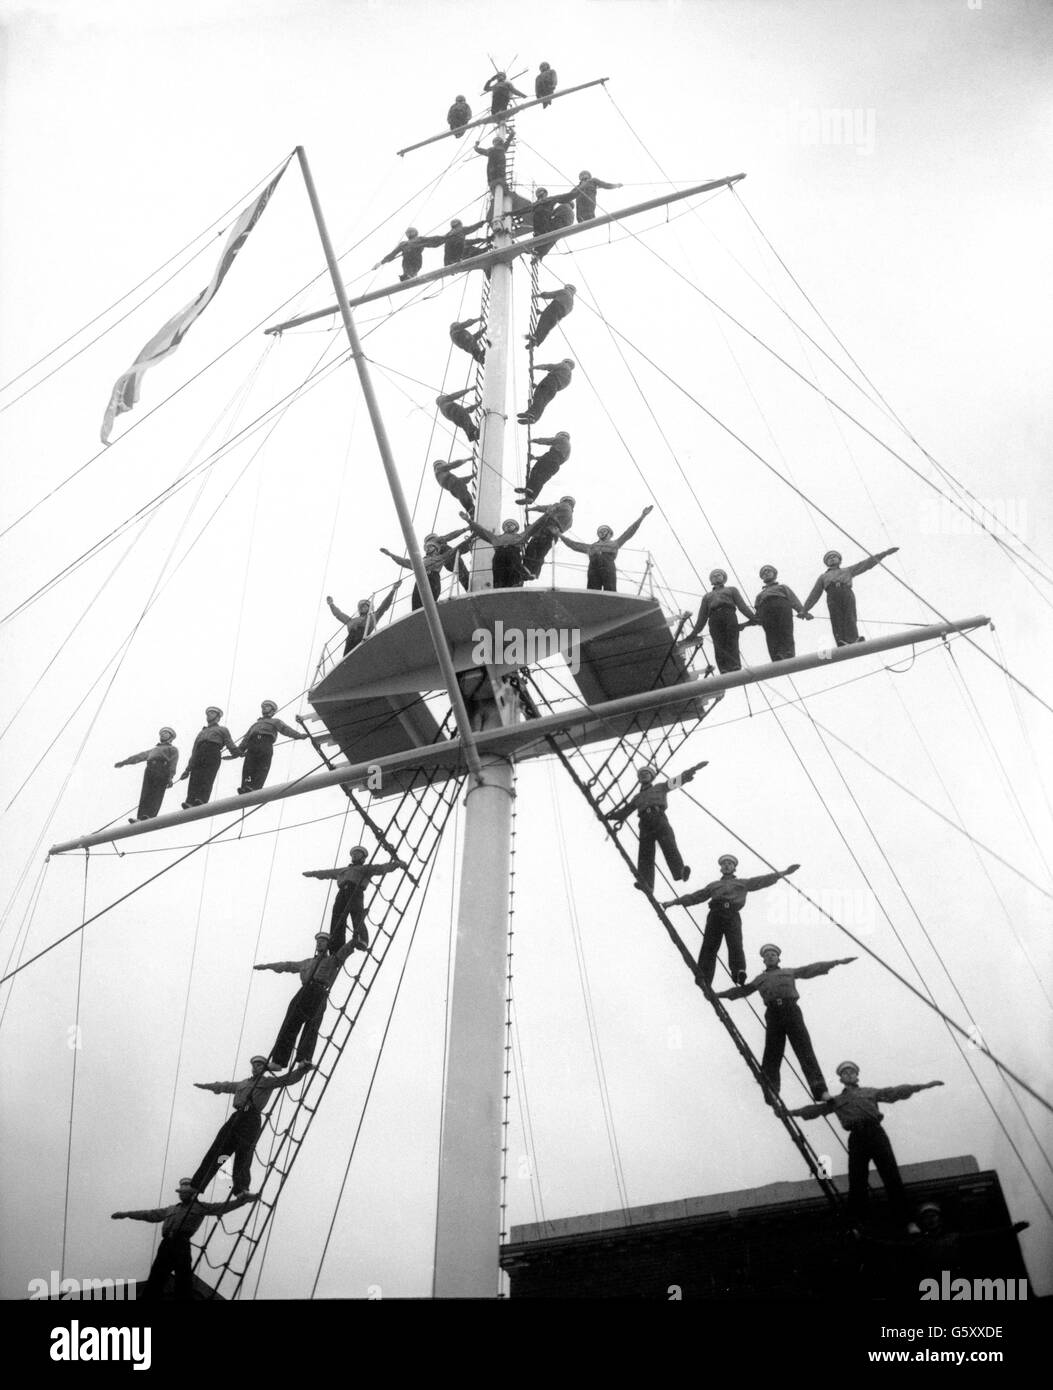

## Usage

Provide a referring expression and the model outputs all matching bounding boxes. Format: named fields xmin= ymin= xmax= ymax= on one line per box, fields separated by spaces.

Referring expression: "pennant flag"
xmin=100 ymin=162 xmax=288 ymax=444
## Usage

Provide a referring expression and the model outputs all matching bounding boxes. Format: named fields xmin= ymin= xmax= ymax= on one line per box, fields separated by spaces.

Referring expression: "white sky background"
xmin=0 ymin=0 xmax=1051 ymax=1300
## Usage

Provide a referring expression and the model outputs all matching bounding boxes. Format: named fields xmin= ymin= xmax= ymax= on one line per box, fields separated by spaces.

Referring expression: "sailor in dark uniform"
xmin=449 ymin=317 xmax=488 ymax=363
xmin=684 ymin=569 xmax=756 ymax=673
xmin=234 ymin=701 xmax=308 ymax=794
xmin=256 ymin=932 xmax=359 ymax=1067
xmin=522 ymin=495 xmax=575 ymax=578
xmin=179 ymin=707 xmax=239 ymax=808
xmin=115 ymin=727 xmax=179 ymax=822
xmin=515 ymin=431 xmax=571 ymax=503
xmin=111 ymin=1180 xmax=256 ymax=1301
xmin=439 ymin=220 xmax=489 ymax=266
xmin=559 ymin=507 xmax=653 ymax=591
xmin=527 ymin=284 xmax=576 ymax=348
xmin=569 ymin=170 xmax=622 ymax=222
xmin=802 ymin=547 xmax=899 ymax=646
xmin=302 ymin=844 xmax=409 ymax=952
xmin=460 ymin=514 xmax=546 ymax=589
xmin=715 ymin=944 xmax=854 ymax=1103
xmin=447 ymin=95 xmax=472 ymax=135
xmin=789 ymin=1062 xmax=944 ymax=1229
xmin=483 ymin=70 xmax=526 ymax=115
xmin=376 ymin=227 xmax=443 ymax=281
xmin=433 ymin=457 xmax=476 ymax=516
xmin=606 ymin=761 xmax=707 ymax=893
xmin=474 ymin=132 xmax=514 ymax=190
xmin=664 ymin=855 xmax=800 ymax=988
xmin=326 ymin=589 xmax=395 ymax=656
xmin=517 ymin=359 xmax=574 ymax=425
xmin=535 ymin=62 xmax=558 ymax=107
xmin=380 ymin=535 xmax=471 ymax=610
xmin=751 ymin=564 xmax=812 ymax=661
xmin=436 ymin=387 xmax=480 ymax=443
xmin=191 ymin=1056 xmax=311 ymax=1195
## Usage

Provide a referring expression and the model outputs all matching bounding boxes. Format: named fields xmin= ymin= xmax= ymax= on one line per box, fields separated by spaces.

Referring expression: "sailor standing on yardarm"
xmin=114 ymin=726 xmax=179 ymax=823
xmin=179 ymin=706 xmax=239 ymax=808
xmin=233 ymin=700 xmax=308 ymax=795
xmin=802 ymin=546 xmax=899 ymax=646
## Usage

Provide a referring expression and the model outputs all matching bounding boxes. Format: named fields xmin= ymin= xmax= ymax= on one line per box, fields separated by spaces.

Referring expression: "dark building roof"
xmin=502 ymin=1157 xmax=1031 ymax=1299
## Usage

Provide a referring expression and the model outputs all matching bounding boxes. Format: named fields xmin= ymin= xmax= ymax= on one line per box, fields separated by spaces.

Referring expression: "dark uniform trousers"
xmin=524 ymin=376 xmax=561 ymax=421
xmin=184 ymin=741 xmax=222 ymax=806
xmin=271 ymin=981 xmax=328 ymax=1068
xmin=523 ymin=452 xmax=562 ymax=500
xmin=697 ymin=903 xmax=746 ymax=987
xmin=328 ymin=884 xmax=369 ymax=953
xmin=760 ymin=999 xmax=827 ymax=1101
xmin=532 ymin=301 xmax=568 ymax=346
xmin=587 ymin=554 xmax=618 ymax=592
xmin=411 ymin=569 xmax=442 ymax=612
xmin=142 ymin=1237 xmax=193 ymax=1301
xmin=239 ymin=734 xmax=274 ymax=792
xmin=757 ymin=597 xmax=796 ymax=662
xmin=848 ymin=1118 xmax=909 ymax=1221
xmin=826 ymin=584 xmax=860 ymax=645
xmin=137 ymin=760 xmax=170 ymax=819
xmin=493 ymin=548 xmax=529 ymax=589
xmin=636 ymin=807 xmax=684 ymax=893
xmin=707 ymin=606 xmax=742 ymax=673
xmin=191 ymin=1109 xmax=263 ymax=1196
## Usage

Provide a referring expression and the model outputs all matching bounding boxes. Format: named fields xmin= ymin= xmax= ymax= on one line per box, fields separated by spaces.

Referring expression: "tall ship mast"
xmin=1 ymin=49 xmax=1048 ymax=1310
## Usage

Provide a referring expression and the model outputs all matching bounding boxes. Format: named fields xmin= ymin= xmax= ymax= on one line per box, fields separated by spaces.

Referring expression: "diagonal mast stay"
xmin=525 ymin=678 xmax=846 ymax=1209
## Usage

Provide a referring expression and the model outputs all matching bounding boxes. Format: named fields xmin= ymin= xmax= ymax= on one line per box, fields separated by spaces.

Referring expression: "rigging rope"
xmin=680 ymin=789 xmax=1052 ymax=1121
xmin=197 ymin=764 xmax=463 ymax=1298
xmin=572 ymin=297 xmax=1053 ymax=719
xmin=306 ymin=837 xmax=445 ymax=1299
xmin=728 ymin=186 xmax=1053 ymax=582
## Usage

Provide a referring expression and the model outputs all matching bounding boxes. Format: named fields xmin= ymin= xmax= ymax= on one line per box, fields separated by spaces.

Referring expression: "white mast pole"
xmin=433 ymin=124 xmax=518 ymax=1297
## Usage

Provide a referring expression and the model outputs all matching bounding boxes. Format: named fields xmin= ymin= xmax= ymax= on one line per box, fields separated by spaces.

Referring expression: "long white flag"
xmin=100 ymin=163 xmax=288 ymax=444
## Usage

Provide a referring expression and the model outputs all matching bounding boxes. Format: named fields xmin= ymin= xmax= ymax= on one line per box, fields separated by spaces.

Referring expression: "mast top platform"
xmin=308 ymin=590 xmax=710 ymax=793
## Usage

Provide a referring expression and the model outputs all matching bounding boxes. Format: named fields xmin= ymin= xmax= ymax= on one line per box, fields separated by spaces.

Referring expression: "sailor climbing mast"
xmin=433 ymin=103 xmax=519 ymax=1299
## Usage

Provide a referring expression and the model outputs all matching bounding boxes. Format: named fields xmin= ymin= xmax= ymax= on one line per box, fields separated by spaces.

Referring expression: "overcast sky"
xmin=0 ymin=0 xmax=1051 ymax=1301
